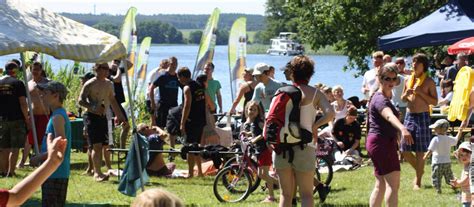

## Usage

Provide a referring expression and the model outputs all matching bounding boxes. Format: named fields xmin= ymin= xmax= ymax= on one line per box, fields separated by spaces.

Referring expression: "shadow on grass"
xmin=70 ymin=162 xmax=89 ymax=170
xmin=23 ymin=198 xmax=127 ymax=207
xmin=329 ymin=187 xmax=347 ymax=193
xmin=318 ymin=203 xmax=369 ymax=207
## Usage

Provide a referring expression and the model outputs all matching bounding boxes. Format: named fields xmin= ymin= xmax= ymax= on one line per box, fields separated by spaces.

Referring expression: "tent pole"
xmin=122 ymin=58 xmax=145 ymax=192
xmin=21 ymin=61 xmax=40 ymax=155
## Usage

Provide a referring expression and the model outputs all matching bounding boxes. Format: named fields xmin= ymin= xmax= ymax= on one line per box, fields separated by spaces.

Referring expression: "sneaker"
xmin=318 ymin=185 xmax=331 ymax=203
xmin=261 ymin=196 xmax=277 ymax=203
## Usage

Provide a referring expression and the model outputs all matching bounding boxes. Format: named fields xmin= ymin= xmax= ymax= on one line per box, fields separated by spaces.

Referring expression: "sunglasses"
xmin=383 ymin=76 xmax=398 ymax=82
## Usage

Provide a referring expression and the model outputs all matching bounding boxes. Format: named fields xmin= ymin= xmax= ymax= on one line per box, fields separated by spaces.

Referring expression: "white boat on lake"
xmin=267 ymin=32 xmax=304 ymax=56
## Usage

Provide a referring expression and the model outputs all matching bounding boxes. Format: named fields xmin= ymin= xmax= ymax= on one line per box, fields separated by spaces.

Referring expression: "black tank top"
xmin=243 ymin=82 xmax=254 ymax=108
xmin=108 ymin=71 xmax=125 ymax=104
xmin=188 ymin=80 xmax=206 ymax=125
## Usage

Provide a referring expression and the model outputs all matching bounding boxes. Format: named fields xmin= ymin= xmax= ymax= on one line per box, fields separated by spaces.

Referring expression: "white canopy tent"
xmin=0 ymin=0 xmax=144 ymax=191
xmin=0 ymin=0 xmax=126 ymax=62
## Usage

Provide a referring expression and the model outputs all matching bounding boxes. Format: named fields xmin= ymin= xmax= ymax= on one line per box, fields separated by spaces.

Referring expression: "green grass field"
xmin=0 ymin=146 xmax=464 ymax=206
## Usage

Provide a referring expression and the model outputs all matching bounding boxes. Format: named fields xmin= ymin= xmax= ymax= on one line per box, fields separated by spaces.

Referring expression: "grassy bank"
xmin=1 ymin=150 xmax=462 ymax=206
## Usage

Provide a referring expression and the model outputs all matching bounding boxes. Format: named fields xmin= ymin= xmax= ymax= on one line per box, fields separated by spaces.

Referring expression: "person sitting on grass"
xmin=30 ymin=81 xmax=71 ymax=206
xmin=331 ymin=106 xmax=361 ymax=161
xmin=241 ymin=101 xmax=278 ymax=203
xmin=450 ymin=142 xmax=472 ymax=207
xmin=137 ymin=123 xmax=176 ymax=177
xmin=0 ymin=136 xmax=67 ymax=206
xmin=132 ymin=188 xmax=184 ymax=207
xmin=423 ymin=119 xmax=462 ymax=194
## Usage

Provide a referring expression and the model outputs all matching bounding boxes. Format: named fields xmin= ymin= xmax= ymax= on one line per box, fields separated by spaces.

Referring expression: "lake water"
xmin=0 ymin=45 xmax=363 ymax=110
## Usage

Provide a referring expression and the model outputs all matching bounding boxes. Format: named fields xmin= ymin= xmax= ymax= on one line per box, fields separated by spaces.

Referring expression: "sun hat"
xmin=458 ymin=141 xmax=471 ymax=152
xmin=252 ymin=63 xmax=270 ymax=76
xmin=428 ymin=119 xmax=449 ymax=129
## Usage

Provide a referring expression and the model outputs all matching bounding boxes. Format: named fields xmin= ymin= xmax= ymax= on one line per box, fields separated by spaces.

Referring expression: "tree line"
xmin=62 ymin=13 xmax=264 ymax=30
xmin=92 ymin=20 xmax=236 ymax=45
xmin=64 ymin=13 xmax=264 ymax=45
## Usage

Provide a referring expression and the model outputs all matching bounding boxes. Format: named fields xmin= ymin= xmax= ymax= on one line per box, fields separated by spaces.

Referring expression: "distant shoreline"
xmin=148 ymin=44 xmax=343 ymax=55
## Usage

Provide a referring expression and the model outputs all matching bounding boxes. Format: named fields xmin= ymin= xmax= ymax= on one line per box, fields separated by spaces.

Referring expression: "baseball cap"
xmin=458 ymin=141 xmax=471 ymax=152
xmin=5 ymin=61 xmax=19 ymax=71
xmin=80 ymin=72 xmax=95 ymax=80
xmin=428 ymin=119 xmax=449 ymax=129
xmin=37 ymin=81 xmax=68 ymax=102
xmin=244 ymin=67 xmax=253 ymax=73
xmin=252 ymin=63 xmax=269 ymax=76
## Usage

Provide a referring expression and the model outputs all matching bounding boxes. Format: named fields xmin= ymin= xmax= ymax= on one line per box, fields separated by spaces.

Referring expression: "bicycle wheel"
xmin=313 ymin=156 xmax=333 ymax=194
xmin=213 ymin=165 xmax=252 ymax=202
xmin=223 ymin=157 xmax=261 ymax=193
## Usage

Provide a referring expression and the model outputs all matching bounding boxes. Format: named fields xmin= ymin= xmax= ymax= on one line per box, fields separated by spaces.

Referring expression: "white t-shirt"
xmin=427 ymin=135 xmax=457 ymax=164
xmin=392 ymin=74 xmax=406 ymax=107
xmin=146 ymin=67 xmax=163 ymax=102
xmin=439 ymin=91 xmax=453 ymax=107
xmin=362 ymin=69 xmax=378 ymax=99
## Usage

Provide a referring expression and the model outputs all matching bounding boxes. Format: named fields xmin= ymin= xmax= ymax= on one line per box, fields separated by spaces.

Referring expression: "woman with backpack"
xmin=272 ymin=55 xmax=335 ymax=207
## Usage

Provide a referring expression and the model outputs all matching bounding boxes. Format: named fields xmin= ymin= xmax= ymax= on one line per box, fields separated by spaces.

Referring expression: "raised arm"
xmin=380 ymin=107 xmax=413 ymax=145
xmin=7 ymin=136 xmax=66 ymax=206
xmin=229 ymin=84 xmax=249 ymax=114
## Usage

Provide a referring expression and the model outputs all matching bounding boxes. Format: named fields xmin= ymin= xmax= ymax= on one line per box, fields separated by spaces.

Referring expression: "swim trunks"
xmin=401 ymin=112 xmax=431 ymax=152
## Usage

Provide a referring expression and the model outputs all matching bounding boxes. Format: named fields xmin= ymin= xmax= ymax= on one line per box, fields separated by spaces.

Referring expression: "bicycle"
xmin=313 ymin=138 xmax=335 ymax=195
xmin=213 ymin=135 xmax=260 ymax=202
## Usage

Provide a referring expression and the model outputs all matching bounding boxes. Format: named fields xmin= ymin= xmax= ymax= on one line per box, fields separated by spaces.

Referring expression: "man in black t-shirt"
xmin=0 ymin=62 xmax=29 ymax=177
xmin=178 ymin=68 xmax=214 ymax=178
xmin=332 ymin=106 xmax=361 ymax=155
xmin=149 ymin=57 xmax=179 ymax=148
xmin=108 ymin=60 xmax=130 ymax=149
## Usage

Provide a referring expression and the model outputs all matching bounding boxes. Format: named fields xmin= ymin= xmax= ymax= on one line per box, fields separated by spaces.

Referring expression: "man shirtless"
xmin=401 ymin=53 xmax=438 ymax=190
xmin=18 ymin=62 xmax=50 ymax=168
xmin=78 ymin=63 xmax=128 ymax=181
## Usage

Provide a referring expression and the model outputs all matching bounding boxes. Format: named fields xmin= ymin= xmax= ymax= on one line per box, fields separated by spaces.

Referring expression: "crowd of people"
xmin=0 ymin=49 xmax=473 ymax=207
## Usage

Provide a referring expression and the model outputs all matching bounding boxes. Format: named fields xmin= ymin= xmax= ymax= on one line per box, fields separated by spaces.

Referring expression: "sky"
xmin=18 ymin=0 xmax=267 ymax=15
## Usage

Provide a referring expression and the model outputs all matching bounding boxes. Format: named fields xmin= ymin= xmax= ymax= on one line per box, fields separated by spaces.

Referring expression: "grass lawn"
xmin=0 ymin=148 xmax=463 ymax=206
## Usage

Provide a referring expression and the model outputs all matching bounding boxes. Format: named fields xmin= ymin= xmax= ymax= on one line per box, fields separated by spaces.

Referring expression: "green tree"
xmin=188 ymin=30 xmax=203 ymax=44
xmin=137 ymin=21 xmax=183 ymax=44
xmin=215 ymin=29 xmax=229 ymax=45
xmin=285 ymin=0 xmax=448 ymax=74
xmin=263 ymin=0 xmax=299 ymax=44
xmin=92 ymin=21 xmax=119 ymax=37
